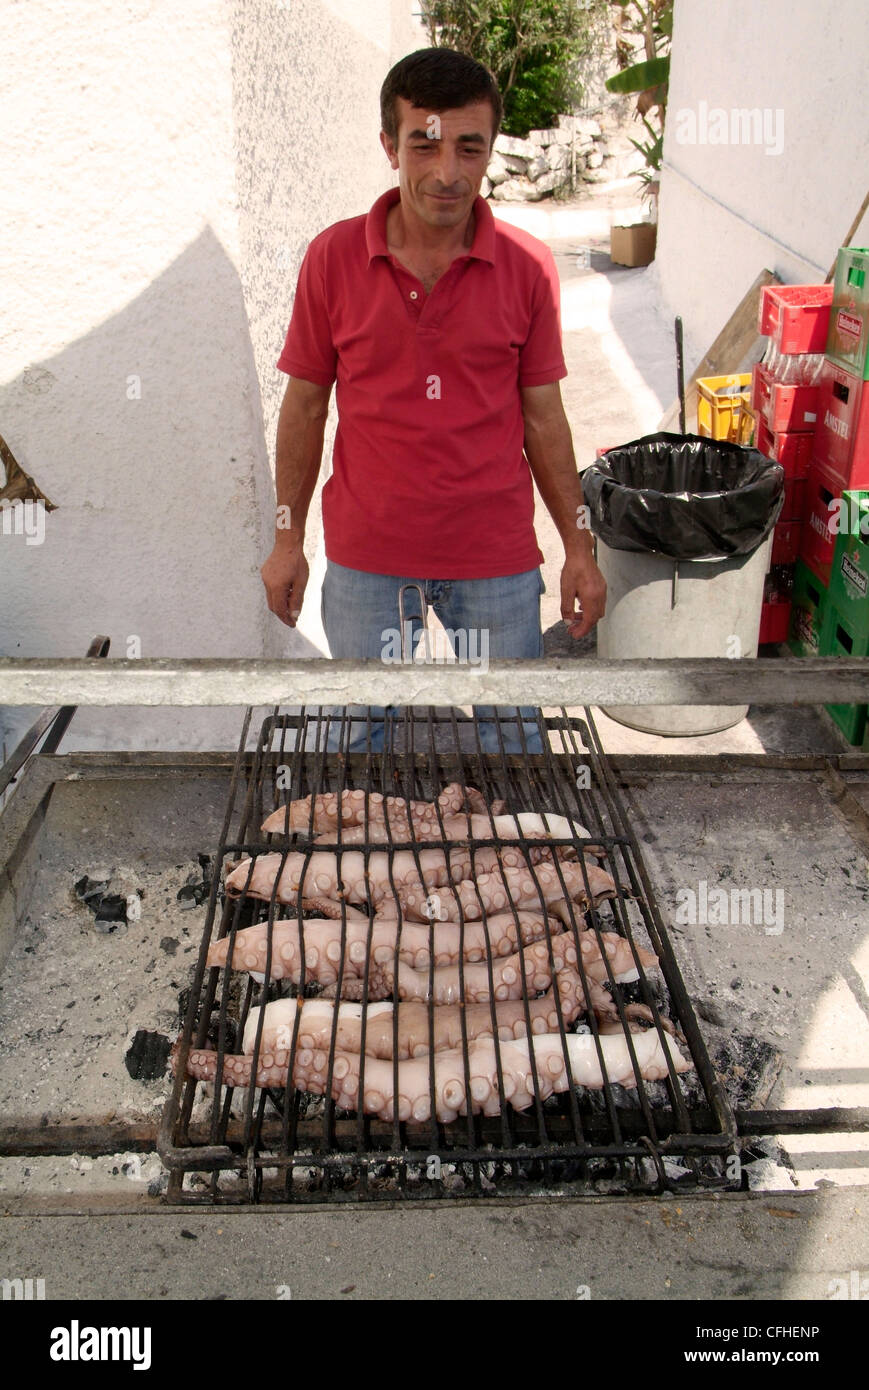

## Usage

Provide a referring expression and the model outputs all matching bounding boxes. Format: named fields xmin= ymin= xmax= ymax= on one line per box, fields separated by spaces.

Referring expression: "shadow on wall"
xmin=0 ymin=224 xmax=323 ymax=662
xmin=0 ymin=227 xmax=326 ymax=751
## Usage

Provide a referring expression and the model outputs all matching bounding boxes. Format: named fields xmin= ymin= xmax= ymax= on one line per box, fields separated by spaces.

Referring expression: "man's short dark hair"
xmin=380 ymin=47 xmax=502 ymax=147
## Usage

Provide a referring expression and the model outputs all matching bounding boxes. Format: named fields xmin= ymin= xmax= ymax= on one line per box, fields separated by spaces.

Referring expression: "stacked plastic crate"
xmin=808 ymin=248 xmax=869 ymax=743
xmin=753 ymin=284 xmax=830 ymax=642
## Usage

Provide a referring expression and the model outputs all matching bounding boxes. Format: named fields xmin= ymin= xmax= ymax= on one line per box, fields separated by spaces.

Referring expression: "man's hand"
xmin=520 ymin=381 xmax=607 ymax=639
xmin=261 ymin=376 xmax=331 ymax=627
xmin=561 ymin=547 xmax=606 ymax=640
xmin=261 ymin=542 xmax=309 ymax=628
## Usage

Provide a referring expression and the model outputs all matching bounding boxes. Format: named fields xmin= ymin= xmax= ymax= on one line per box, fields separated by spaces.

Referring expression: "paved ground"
xmin=0 ymin=1188 xmax=865 ymax=1301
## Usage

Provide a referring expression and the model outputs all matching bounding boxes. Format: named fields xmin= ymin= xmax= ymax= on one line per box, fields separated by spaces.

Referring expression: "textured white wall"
xmin=655 ymin=0 xmax=869 ymax=377
xmin=0 ymin=0 xmax=423 ymax=754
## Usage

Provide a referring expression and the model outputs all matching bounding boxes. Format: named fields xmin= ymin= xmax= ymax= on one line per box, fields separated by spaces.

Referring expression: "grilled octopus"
xmin=261 ymin=782 xmax=502 ymax=837
xmin=177 ymin=1025 xmax=692 ymax=1124
xmin=224 ymin=846 xmax=617 ymax=920
xmin=207 ymin=913 xmax=654 ymax=1007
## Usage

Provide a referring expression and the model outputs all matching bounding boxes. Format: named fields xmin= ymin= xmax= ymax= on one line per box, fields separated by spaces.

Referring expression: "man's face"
xmin=380 ymin=96 xmax=494 ymax=231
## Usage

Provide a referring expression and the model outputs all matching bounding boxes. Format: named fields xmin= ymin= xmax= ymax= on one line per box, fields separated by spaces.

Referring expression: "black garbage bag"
xmin=582 ymin=432 xmax=785 ymax=560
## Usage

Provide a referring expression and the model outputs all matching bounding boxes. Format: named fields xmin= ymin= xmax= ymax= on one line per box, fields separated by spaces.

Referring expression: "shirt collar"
xmin=365 ymin=186 xmax=496 ymax=266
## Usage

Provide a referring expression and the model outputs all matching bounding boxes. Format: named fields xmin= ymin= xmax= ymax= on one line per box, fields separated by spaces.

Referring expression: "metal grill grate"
xmin=159 ymin=706 xmax=737 ymax=1203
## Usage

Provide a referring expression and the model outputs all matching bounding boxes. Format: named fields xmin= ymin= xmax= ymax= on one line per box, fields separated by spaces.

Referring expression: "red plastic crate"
xmin=755 ymin=418 xmax=814 ymax=477
xmin=752 ymin=363 xmax=821 ymax=433
xmin=758 ymin=284 xmax=833 ymax=354
xmin=771 ymin=519 xmax=802 ymax=564
xmin=799 ymin=461 xmax=841 ymax=583
xmin=811 ymin=360 xmax=869 ymax=489
xmin=758 ymin=598 xmax=792 ymax=644
xmin=783 ymin=475 xmax=808 ymax=519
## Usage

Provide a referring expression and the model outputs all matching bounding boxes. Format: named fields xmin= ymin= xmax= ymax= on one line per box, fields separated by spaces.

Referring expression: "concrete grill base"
xmin=0 ymin=748 xmax=867 ymax=1203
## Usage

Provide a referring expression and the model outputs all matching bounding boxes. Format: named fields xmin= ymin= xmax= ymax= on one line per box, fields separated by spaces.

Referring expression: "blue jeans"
xmin=316 ymin=561 xmax=545 ymax=753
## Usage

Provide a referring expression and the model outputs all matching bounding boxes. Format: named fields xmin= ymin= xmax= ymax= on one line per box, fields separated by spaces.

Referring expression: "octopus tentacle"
xmin=206 ymin=910 xmax=568 ymax=985
xmin=241 ymin=968 xmax=589 ymax=1063
xmin=398 ymin=856 xmax=617 ymax=923
xmin=311 ymin=810 xmax=593 ymax=852
xmin=385 ymin=932 xmax=616 ymax=1012
xmin=177 ymin=1026 xmax=692 ymax=1122
xmin=261 ymin=782 xmax=489 ymax=837
xmin=225 ymin=843 xmax=565 ymax=915
xmin=573 ymin=928 xmax=658 ymax=984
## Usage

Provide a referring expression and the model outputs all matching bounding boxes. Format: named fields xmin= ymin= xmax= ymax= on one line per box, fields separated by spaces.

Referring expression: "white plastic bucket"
xmin=596 ymin=535 xmax=772 ymax=735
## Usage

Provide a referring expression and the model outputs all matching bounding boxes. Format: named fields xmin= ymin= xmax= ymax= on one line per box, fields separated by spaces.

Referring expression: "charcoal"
xmin=125 ymin=1029 xmax=171 ymax=1080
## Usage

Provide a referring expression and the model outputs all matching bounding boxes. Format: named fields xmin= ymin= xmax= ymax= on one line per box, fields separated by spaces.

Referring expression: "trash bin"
xmin=583 ymin=432 xmax=784 ymax=735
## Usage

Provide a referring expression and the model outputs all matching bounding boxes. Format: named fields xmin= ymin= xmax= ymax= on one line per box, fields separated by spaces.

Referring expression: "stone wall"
xmin=483 ymin=115 xmax=622 ymax=201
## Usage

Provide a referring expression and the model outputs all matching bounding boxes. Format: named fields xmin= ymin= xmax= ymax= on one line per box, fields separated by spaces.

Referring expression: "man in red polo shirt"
xmin=262 ymin=47 xmax=605 ymax=749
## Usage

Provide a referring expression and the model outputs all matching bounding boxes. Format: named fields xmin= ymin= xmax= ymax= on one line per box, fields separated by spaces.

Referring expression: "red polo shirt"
xmin=276 ymin=187 xmax=566 ymax=578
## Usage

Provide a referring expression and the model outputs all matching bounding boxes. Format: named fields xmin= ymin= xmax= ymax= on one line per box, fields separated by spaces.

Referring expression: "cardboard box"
xmin=610 ymin=222 xmax=657 ymax=268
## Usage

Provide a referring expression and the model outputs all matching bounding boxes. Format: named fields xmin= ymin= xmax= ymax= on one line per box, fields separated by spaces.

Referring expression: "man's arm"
xmin=260 ymin=375 xmax=333 ymax=627
xmin=520 ymin=380 xmax=606 ymax=640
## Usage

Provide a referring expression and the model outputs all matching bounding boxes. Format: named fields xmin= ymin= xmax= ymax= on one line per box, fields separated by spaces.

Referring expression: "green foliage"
xmin=421 ymin=0 xmax=608 ymax=137
xmin=605 ymin=54 xmax=669 ymax=97
xmin=628 ymin=114 xmax=663 ymax=184
xmin=607 ymin=0 xmax=672 ymax=188
xmin=502 ymin=58 xmax=571 ymax=135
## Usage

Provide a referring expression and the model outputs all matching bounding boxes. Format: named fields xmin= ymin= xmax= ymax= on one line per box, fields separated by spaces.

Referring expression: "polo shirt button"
xmin=409 ymin=290 xmax=418 ymax=300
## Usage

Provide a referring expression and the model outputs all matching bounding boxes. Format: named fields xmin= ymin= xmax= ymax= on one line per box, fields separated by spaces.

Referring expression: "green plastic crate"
xmin=826 ymin=246 xmax=869 ymax=381
xmin=828 ymin=492 xmax=869 ymax=637
xmin=819 ymin=598 xmax=869 ymax=744
xmin=788 ymin=559 xmax=829 ymax=656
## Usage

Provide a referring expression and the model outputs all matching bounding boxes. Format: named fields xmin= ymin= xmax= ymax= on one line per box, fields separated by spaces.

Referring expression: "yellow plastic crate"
xmin=696 ymin=372 xmax=752 ymax=441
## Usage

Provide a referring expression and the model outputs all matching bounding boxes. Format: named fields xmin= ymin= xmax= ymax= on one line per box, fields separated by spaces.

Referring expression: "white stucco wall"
xmin=655 ymin=0 xmax=869 ymax=377
xmin=0 ymin=0 xmax=422 ymax=755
